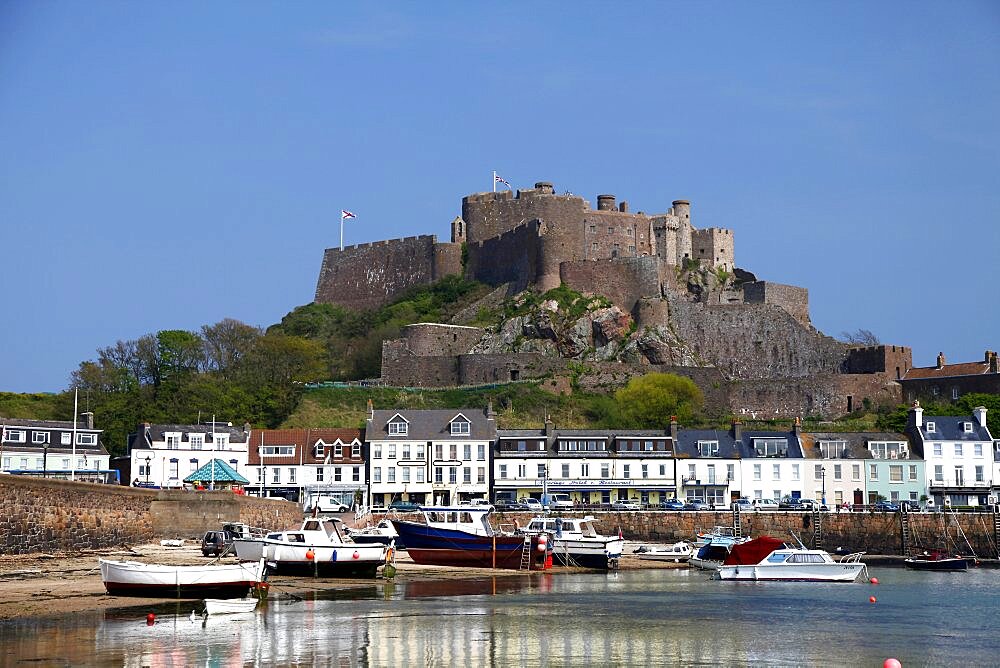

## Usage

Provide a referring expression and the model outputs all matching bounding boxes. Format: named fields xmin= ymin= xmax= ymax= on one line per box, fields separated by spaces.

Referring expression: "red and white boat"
xmin=714 ymin=536 xmax=867 ymax=582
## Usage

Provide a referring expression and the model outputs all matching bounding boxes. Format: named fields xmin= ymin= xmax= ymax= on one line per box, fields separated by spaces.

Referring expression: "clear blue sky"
xmin=1 ymin=2 xmax=998 ymax=393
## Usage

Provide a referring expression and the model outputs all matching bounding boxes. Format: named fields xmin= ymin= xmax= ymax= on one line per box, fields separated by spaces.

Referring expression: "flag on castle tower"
xmin=341 ymin=210 xmax=356 ymax=221
xmin=494 ymin=173 xmax=510 ymax=188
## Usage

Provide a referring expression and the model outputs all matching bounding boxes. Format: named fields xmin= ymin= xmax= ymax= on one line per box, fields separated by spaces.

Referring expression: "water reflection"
xmin=2 ymin=569 xmax=997 ymax=666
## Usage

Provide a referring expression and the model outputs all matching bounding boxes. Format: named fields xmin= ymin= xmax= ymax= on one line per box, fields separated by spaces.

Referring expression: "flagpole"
xmin=211 ymin=415 xmax=216 ymax=490
xmin=71 ymin=389 xmax=78 ymax=481
xmin=493 ymin=171 xmax=496 ymax=193
xmin=340 ymin=213 xmax=344 ymax=251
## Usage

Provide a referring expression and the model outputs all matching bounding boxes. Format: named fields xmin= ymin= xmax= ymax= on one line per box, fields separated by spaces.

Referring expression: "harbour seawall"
xmin=0 ymin=476 xmax=303 ymax=555
xmin=484 ymin=510 xmax=1000 ymax=558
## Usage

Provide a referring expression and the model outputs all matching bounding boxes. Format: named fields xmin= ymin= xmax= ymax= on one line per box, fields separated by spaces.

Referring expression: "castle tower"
xmin=451 ymin=217 xmax=466 ymax=243
xmin=673 ymin=200 xmax=692 ymax=265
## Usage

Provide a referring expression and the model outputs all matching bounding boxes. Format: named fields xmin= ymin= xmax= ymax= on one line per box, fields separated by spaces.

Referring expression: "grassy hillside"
xmin=0 ymin=392 xmax=67 ymax=421
xmin=282 ymin=382 xmax=624 ymax=430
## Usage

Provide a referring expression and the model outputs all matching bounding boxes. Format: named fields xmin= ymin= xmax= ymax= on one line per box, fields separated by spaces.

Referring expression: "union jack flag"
xmin=494 ymin=174 xmax=510 ymax=187
xmin=341 ymin=210 xmax=356 ymax=220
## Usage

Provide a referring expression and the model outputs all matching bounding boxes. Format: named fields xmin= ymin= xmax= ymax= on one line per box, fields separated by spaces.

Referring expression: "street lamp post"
xmin=144 ymin=456 xmax=152 ymax=485
xmin=821 ymin=468 xmax=827 ymax=508
xmin=42 ymin=442 xmax=48 ymax=479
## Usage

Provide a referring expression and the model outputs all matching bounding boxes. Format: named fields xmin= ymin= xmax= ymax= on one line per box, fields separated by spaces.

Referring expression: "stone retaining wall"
xmin=0 ymin=476 xmax=304 ymax=554
xmin=486 ymin=510 xmax=1000 ymax=557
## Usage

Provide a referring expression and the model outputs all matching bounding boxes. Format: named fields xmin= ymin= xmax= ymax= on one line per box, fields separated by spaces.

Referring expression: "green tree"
xmin=157 ymin=329 xmax=205 ymax=381
xmin=614 ymin=373 xmax=703 ymax=428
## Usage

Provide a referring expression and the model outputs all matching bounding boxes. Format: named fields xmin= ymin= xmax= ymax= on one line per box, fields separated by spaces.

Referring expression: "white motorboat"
xmin=204 ymin=597 xmax=259 ymax=615
xmin=99 ymin=558 xmax=265 ymax=598
xmin=346 ymin=519 xmax=400 ymax=547
xmin=518 ymin=516 xmax=624 ymax=569
xmin=234 ymin=517 xmax=389 ymax=577
xmin=714 ymin=536 xmax=867 ymax=582
xmin=635 ymin=541 xmax=694 ymax=563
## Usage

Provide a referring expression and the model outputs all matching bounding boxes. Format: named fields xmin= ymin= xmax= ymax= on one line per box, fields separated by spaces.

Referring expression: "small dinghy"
xmin=204 ymin=597 xmax=259 ymax=615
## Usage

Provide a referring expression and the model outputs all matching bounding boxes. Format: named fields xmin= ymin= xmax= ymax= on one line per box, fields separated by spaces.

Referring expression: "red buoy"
xmin=306 ymin=550 xmax=315 ymax=561
xmin=870 ymin=577 xmax=879 ymax=585
xmin=146 ymin=613 xmax=155 ymax=625
xmin=869 ymin=596 xmax=877 ymax=603
xmin=883 ymin=659 xmax=901 ymax=668
xmin=353 ymin=551 xmax=360 ymax=560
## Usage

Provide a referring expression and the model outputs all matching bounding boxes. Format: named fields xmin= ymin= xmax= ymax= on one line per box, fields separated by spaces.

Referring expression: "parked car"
xmin=610 ymin=499 xmax=641 ymax=511
xmin=201 ymin=530 xmax=234 ymax=557
xmin=543 ymin=493 xmax=575 ymax=509
xmin=731 ymin=498 xmax=753 ymax=511
xmin=751 ymin=498 xmax=780 ymax=511
xmin=873 ymin=500 xmax=900 ymax=512
xmin=388 ymin=500 xmax=422 ymax=512
xmin=779 ymin=496 xmax=806 ymax=510
xmin=660 ymin=498 xmax=686 ymax=511
xmin=683 ymin=500 xmax=710 ymax=511
xmin=495 ymin=500 xmax=529 ymax=511
xmin=520 ymin=498 xmax=544 ymax=511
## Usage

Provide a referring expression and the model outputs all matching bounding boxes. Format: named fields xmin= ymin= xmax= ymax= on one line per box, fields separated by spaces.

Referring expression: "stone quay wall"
xmin=0 ymin=476 xmax=303 ymax=554
xmin=486 ymin=510 xmax=1000 ymax=557
xmin=0 ymin=475 xmax=156 ymax=554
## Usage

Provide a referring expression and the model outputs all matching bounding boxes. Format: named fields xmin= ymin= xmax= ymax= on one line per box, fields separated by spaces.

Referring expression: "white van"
xmin=544 ymin=493 xmax=574 ymax=509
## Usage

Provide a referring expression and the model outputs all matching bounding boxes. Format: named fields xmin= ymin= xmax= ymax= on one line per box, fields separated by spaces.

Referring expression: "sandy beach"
xmin=0 ymin=541 xmax=684 ymax=620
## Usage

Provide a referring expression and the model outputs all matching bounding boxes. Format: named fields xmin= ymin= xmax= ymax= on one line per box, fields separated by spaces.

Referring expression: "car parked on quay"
xmin=610 ymin=499 xmax=642 ymax=511
xmin=660 ymin=498 xmax=686 ymax=511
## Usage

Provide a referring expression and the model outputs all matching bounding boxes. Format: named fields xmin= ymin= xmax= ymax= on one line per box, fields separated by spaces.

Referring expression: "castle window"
xmin=952 ymin=387 xmax=959 ymax=400
xmin=591 ymin=243 xmax=598 ymax=251
xmin=627 ymin=228 xmax=634 ymax=237
xmin=589 ymin=225 xmax=596 ymax=234
xmin=607 ymin=227 xmax=613 ymax=235
xmin=628 ymin=245 xmax=635 ymax=254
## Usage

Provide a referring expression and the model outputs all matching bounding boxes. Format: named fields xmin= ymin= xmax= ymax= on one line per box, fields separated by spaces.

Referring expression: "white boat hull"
xmin=99 ymin=559 xmax=264 ymax=598
xmin=637 ymin=544 xmax=693 ymax=563
xmin=204 ymin=597 xmax=259 ymax=615
xmin=715 ymin=562 xmax=865 ymax=582
xmin=235 ymin=539 xmax=387 ymax=577
xmin=549 ymin=538 xmax=624 ymax=569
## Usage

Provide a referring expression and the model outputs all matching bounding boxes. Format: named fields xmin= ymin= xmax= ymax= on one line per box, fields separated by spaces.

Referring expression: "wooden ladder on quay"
xmin=900 ymin=506 xmax=912 ymax=555
xmin=993 ymin=508 xmax=1000 ymax=558
xmin=519 ymin=535 xmax=532 ymax=570
xmin=811 ymin=510 xmax=824 ymax=549
xmin=732 ymin=507 xmax=743 ymax=539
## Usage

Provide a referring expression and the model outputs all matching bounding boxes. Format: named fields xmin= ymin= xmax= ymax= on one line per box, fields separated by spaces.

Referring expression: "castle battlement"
xmin=324 ymin=234 xmax=439 ymax=254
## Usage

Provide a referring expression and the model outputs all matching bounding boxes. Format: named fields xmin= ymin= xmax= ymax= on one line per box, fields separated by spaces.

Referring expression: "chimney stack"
xmin=367 ymin=399 xmax=374 ymax=420
xmin=81 ymin=411 xmax=94 ymax=430
xmin=619 ymin=201 xmax=629 ymax=213
xmin=988 ymin=351 xmax=998 ymax=374
xmin=486 ymin=399 xmax=495 ymax=420
xmin=936 ymin=352 xmax=946 ymax=369
xmin=973 ymin=406 xmax=987 ymax=428
xmin=908 ymin=400 xmax=923 ymax=429
xmin=669 ymin=416 xmax=678 ymax=441
xmin=793 ymin=416 xmax=802 ymax=436
xmin=732 ymin=419 xmax=743 ymax=442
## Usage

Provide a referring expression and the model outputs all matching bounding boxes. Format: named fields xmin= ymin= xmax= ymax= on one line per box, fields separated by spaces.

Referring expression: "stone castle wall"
xmin=315 ymin=235 xmax=461 ymax=311
xmin=559 ymin=257 xmax=663 ymax=313
xmin=0 ymin=476 xmax=302 ymax=554
xmin=399 ymin=323 xmax=484 ymax=357
xmin=743 ymin=281 xmax=810 ymax=326
xmin=845 ymin=345 xmax=913 ymax=378
xmin=730 ymin=373 xmax=902 ymax=419
xmin=465 ymin=221 xmax=543 ymax=292
xmin=691 ymin=228 xmax=735 ymax=272
xmin=666 ymin=296 xmax=847 ymax=380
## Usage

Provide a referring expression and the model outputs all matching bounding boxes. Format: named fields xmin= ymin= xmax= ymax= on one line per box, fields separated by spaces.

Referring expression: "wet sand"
xmin=0 ymin=541 xmax=685 ymax=620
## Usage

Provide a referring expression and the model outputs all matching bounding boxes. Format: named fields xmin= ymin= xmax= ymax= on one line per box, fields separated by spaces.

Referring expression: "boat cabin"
xmin=266 ymin=518 xmax=349 ymax=543
xmin=419 ymin=506 xmax=495 ymax=537
xmin=523 ymin=516 xmax=599 ymax=537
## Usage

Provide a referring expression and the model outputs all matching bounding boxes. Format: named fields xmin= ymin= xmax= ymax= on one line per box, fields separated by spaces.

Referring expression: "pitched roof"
xmin=799 ymin=432 xmax=912 ymax=460
xmin=916 ymin=416 xmax=992 ymax=442
xmin=674 ymin=429 xmax=739 ymax=458
xmin=368 ymin=408 xmax=495 ymax=441
xmin=247 ymin=428 xmax=364 ymax=465
xmin=184 ymin=459 xmax=249 ymax=484
xmin=903 ymin=361 xmax=991 ymax=380
xmin=0 ymin=417 xmax=101 ymax=432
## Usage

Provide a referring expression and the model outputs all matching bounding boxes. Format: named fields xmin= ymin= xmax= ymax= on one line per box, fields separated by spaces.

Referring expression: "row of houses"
xmin=3 ymin=402 xmax=998 ymax=509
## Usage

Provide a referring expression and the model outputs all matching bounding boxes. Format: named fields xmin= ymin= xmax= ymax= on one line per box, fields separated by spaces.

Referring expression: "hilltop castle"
xmin=314 ymin=181 xmax=911 ymax=419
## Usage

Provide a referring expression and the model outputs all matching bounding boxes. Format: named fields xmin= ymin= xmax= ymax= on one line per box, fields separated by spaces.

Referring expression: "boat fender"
xmin=353 ymin=550 xmax=360 ymax=560
xmin=386 ymin=547 xmax=394 ymax=563
xmin=305 ymin=550 xmax=315 ymax=561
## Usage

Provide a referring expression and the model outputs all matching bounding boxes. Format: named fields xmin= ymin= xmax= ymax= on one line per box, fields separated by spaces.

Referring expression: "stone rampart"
xmin=844 ymin=345 xmax=913 ymax=379
xmin=398 ymin=323 xmax=484 ymax=357
xmin=461 ymin=188 xmax=587 ymax=244
xmin=315 ymin=235 xmax=460 ymax=311
xmin=666 ymin=297 xmax=847 ymax=380
xmin=465 ymin=221 xmax=543 ymax=291
xmin=743 ymin=281 xmax=810 ymax=326
xmin=731 ymin=373 xmax=901 ymax=419
xmin=559 ymin=257 xmax=663 ymax=313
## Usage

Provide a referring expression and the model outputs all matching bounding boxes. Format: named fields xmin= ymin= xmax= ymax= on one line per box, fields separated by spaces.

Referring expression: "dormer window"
xmin=165 ymin=433 xmax=181 ymax=449
xmin=450 ymin=420 xmax=471 ymax=436
xmin=697 ymin=440 xmax=719 ymax=457
xmin=388 ymin=421 xmax=408 ymax=436
xmin=963 ymin=422 xmax=973 ymax=433
xmin=215 ymin=434 xmax=229 ymax=450
xmin=189 ymin=434 xmax=204 ymax=450
xmin=314 ymin=442 xmax=326 ymax=458
xmin=819 ymin=440 xmax=848 ymax=459
xmin=926 ymin=422 xmax=936 ymax=433
xmin=753 ymin=438 xmax=788 ymax=457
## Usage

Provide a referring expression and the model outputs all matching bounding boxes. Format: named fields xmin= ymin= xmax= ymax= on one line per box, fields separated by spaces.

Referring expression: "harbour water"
xmin=2 ymin=568 xmax=997 ymax=667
